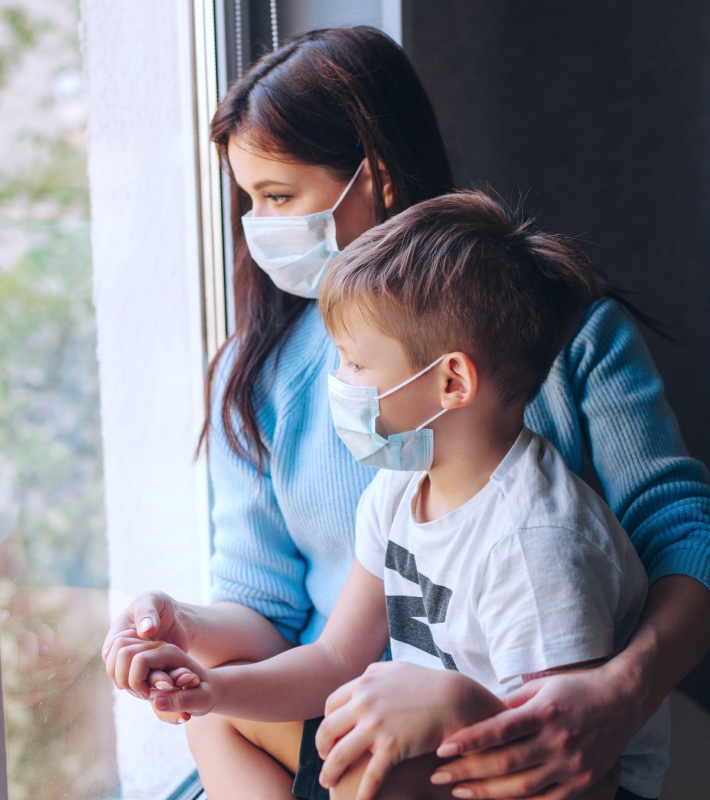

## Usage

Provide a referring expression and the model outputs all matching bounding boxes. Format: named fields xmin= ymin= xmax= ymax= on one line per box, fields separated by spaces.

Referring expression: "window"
xmin=0 ymin=1 xmax=117 ymax=798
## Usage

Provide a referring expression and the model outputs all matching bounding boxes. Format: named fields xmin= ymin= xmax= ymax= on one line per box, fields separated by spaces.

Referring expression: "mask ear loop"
xmin=377 ymin=354 xmax=448 ymax=400
xmin=331 ymin=160 xmax=365 ymax=213
xmin=377 ymin=354 xmax=450 ymax=431
xmin=415 ymin=407 xmax=448 ymax=432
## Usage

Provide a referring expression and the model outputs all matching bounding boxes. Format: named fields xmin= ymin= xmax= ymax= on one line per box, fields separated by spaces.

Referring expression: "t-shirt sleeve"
xmin=355 ymin=470 xmax=411 ymax=579
xmin=477 ymin=527 xmax=620 ymax=684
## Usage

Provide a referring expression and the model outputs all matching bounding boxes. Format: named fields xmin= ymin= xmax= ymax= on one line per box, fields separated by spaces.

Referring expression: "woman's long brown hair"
xmin=199 ymin=27 xmax=454 ymax=470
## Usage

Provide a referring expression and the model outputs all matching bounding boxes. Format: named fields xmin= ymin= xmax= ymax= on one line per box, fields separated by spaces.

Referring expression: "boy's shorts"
xmin=292 ymin=717 xmax=328 ymax=800
xmin=290 ymin=719 xmax=655 ymax=800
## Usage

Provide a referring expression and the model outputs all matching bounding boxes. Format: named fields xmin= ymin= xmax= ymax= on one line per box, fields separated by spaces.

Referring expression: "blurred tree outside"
xmin=0 ymin=0 xmax=118 ymax=798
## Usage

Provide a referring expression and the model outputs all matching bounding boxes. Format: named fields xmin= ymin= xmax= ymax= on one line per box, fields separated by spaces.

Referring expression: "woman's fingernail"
xmin=138 ymin=618 xmax=153 ymax=634
xmin=102 ymin=649 xmax=109 ymax=660
xmin=430 ymin=772 xmax=451 ymax=785
xmin=176 ymin=717 xmax=186 ymax=724
xmin=155 ymin=681 xmax=173 ymax=691
xmin=452 ymin=789 xmax=474 ymax=799
xmin=437 ymin=743 xmax=460 ymax=758
xmin=156 ymin=696 xmax=169 ymax=711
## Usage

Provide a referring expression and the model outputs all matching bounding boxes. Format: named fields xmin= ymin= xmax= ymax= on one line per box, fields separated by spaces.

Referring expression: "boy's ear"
xmin=440 ymin=352 xmax=478 ymax=409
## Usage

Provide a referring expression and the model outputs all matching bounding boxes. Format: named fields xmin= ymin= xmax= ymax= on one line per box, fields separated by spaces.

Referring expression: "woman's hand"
xmin=316 ymin=661 xmax=504 ymax=800
xmin=102 ymin=590 xmax=192 ymax=663
xmin=431 ymin=660 xmax=644 ymax=799
xmin=432 ymin=576 xmax=710 ymax=799
xmin=105 ymin=635 xmax=222 ymax=719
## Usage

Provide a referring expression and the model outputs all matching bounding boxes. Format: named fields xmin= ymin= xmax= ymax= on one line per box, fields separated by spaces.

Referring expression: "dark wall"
xmin=405 ymin=0 xmax=710 ymax=706
xmin=406 ymin=0 xmax=710 ymax=469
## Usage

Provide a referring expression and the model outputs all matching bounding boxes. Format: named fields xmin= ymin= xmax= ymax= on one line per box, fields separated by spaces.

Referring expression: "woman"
xmin=104 ymin=27 xmax=710 ymax=800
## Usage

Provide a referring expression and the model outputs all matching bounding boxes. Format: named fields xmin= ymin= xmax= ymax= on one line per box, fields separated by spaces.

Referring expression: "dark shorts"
xmin=292 ymin=717 xmax=328 ymax=800
xmin=291 ymin=720 xmax=655 ymax=800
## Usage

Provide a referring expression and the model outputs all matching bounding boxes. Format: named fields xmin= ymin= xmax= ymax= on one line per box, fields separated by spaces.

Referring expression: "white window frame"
xmin=83 ymin=0 xmax=213 ymax=796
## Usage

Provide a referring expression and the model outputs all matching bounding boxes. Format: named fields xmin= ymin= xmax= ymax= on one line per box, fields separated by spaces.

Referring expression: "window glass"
xmin=0 ymin=1 xmax=119 ymax=798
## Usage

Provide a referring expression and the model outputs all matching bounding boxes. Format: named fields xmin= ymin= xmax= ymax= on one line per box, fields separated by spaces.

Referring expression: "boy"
xmin=107 ymin=191 xmax=669 ymax=800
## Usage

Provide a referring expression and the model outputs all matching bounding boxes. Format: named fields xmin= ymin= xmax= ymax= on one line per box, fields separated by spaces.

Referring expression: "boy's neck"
xmin=417 ymin=398 xmax=525 ymax=523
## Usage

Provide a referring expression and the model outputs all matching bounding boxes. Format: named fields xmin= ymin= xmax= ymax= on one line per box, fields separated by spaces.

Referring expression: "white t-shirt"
xmin=356 ymin=427 xmax=670 ymax=799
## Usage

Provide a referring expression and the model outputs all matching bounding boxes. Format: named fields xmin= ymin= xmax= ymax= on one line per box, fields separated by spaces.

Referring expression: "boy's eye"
xmin=347 ymin=361 xmax=362 ymax=373
xmin=265 ymin=194 xmax=290 ymax=206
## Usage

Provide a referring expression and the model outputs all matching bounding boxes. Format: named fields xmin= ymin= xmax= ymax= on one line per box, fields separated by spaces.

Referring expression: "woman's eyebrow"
xmin=252 ymin=179 xmax=292 ymax=191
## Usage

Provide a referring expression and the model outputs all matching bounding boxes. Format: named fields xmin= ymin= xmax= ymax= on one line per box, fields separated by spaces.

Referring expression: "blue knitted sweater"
xmin=209 ymin=299 xmax=710 ymax=644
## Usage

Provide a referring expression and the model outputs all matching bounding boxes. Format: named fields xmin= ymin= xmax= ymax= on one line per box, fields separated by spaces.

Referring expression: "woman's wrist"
xmin=604 ymin=595 xmax=671 ymax=728
xmin=609 ymin=575 xmax=710 ymax=724
xmin=603 ymin=647 xmax=653 ymax=731
xmin=175 ymin=601 xmax=200 ymax=654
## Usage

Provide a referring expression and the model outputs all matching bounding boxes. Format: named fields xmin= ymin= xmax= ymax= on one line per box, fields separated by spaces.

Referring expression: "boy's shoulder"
xmin=492 ymin=428 xmax=628 ymax=554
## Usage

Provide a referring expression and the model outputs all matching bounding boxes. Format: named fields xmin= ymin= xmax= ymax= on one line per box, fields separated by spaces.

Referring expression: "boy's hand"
xmin=145 ymin=668 xmax=201 ymax=725
xmin=315 ymin=661 xmax=502 ymax=800
xmin=106 ymin=636 xmax=221 ymax=718
xmin=148 ymin=666 xmax=201 ymax=695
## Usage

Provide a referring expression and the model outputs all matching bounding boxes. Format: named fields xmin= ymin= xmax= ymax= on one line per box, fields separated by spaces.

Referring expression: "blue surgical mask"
xmin=327 ymin=355 xmax=448 ymax=472
xmin=241 ymin=161 xmax=365 ymax=299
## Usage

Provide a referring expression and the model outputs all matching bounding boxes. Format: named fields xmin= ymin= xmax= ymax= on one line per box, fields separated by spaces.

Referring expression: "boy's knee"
xmin=329 ymin=753 xmax=371 ymax=800
xmin=330 ymin=753 xmax=456 ymax=800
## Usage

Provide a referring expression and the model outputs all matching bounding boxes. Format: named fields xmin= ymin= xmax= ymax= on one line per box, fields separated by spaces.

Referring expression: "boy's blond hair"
xmin=319 ymin=190 xmax=603 ymax=405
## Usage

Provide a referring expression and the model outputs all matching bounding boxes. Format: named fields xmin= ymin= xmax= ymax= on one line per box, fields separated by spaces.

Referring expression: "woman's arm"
xmin=431 ymin=575 xmax=710 ymax=799
xmin=616 ymin=573 xmax=710 ymax=717
xmin=102 ymin=591 xmax=292 ymax=673
xmin=111 ymin=560 xmax=390 ymax=722
xmin=570 ymin=299 xmax=710 ymax=593
xmin=206 ymin=375 xmax=314 ymax=648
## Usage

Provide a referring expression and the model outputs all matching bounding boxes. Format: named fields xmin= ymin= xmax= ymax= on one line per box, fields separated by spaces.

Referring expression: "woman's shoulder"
xmin=569 ymin=296 xmax=632 ymax=345
xmin=564 ymin=296 xmax=654 ymax=379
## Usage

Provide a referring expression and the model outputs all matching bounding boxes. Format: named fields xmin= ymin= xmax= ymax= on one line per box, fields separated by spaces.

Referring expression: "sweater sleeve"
xmin=566 ymin=299 xmax=710 ymax=589
xmin=208 ymin=348 xmax=311 ymax=644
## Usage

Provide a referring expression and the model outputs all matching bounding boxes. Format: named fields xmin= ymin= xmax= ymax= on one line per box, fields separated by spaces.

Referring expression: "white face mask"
xmin=241 ymin=161 xmax=365 ymax=299
xmin=327 ymin=355 xmax=448 ymax=472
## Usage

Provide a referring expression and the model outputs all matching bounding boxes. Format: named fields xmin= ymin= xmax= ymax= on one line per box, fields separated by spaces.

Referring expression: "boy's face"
xmin=333 ymin=313 xmax=444 ymax=438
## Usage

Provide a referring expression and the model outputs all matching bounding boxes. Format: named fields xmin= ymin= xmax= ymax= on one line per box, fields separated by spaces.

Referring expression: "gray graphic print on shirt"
xmin=384 ymin=540 xmax=458 ymax=671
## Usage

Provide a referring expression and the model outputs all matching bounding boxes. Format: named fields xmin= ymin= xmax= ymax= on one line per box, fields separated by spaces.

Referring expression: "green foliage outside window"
xmin=0 ymin=1 xmax=118 ymax=798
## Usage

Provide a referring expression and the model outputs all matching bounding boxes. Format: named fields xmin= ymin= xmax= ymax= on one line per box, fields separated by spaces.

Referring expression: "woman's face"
xmin=228 ymin=134 xmax=391 ymax=249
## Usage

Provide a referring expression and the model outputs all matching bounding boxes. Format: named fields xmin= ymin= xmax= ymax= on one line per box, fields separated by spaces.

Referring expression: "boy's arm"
xmin=109 ymin=560 xmax=390 ymax=722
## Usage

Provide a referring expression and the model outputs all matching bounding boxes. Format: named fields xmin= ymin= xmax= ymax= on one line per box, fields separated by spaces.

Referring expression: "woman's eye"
xmin=266 ymin=194 xmax=290 ymax=206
